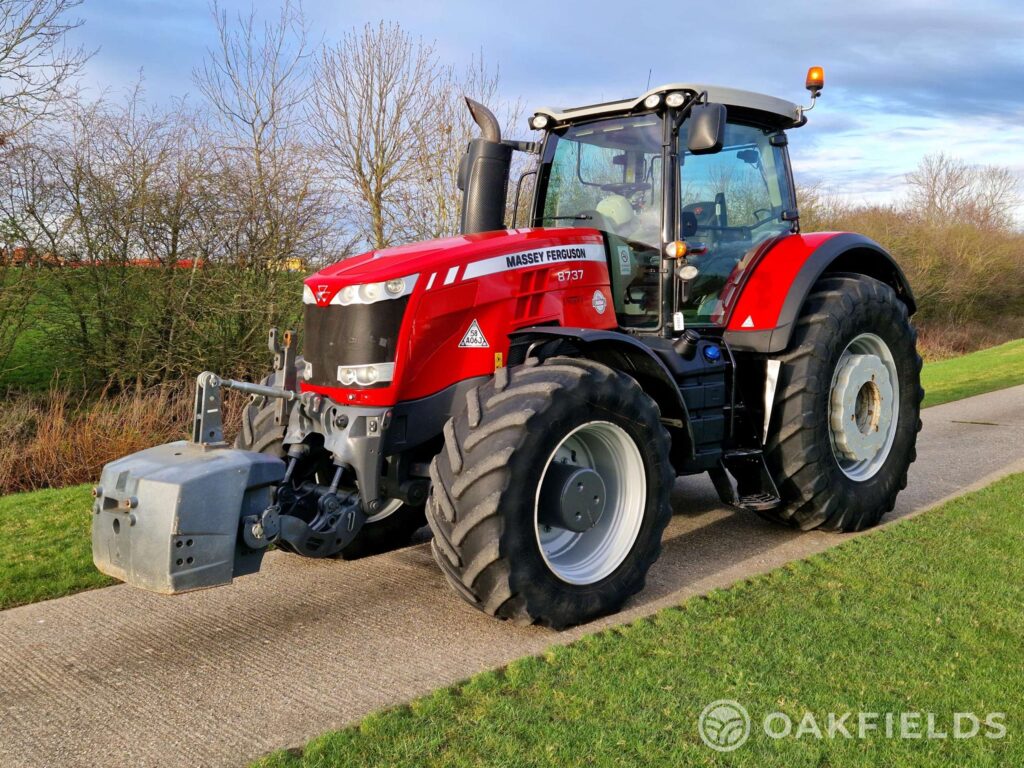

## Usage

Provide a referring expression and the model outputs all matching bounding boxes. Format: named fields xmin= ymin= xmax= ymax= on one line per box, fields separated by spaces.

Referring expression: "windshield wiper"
xmin=542 ymin=214 xmax=593 ymax=221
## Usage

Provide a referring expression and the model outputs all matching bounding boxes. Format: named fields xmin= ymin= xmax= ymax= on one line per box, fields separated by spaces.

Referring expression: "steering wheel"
xmin=752 ymin=208 xmax=777 ymax=226
xmin=600 ymin=182 xmax=652 ymax=197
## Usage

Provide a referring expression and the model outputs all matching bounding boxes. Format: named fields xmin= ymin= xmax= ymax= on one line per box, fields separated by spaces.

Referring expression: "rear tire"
xmin=763 ymin=275 xmax=923 ymax=531
xmin=426 ymin=357 xmax=673 ymax=629
xmin=236 ymin=367 xmax=425 ymax=560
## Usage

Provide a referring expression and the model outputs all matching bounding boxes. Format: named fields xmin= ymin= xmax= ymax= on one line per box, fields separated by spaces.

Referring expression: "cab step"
xmin=710 ymin=449 xmax=783 ymax=513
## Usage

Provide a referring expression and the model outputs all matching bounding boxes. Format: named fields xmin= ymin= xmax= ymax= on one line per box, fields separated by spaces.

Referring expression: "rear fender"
xmin=723 ymin=232 xmax=916 ymax=354
xmin=509 ymin=327 xmax=696 ymax=463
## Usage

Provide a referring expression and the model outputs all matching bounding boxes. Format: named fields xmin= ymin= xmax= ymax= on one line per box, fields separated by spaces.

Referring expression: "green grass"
xmin=0 ymin=483 xmax=113 ymax=609
xmin=254 ymin=473 xmax=1024 ymax=768
xmin=921 ymin=338 xmax=1024 ymax=408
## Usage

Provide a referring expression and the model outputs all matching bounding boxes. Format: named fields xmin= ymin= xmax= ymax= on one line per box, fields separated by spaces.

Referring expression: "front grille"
xmin=302 ymin=297 xmax=409 ymax=388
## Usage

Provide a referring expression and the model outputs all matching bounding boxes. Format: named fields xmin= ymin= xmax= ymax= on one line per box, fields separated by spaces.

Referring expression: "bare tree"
xmin=0 ymin=0 xmax=89 ymax=138
xmin=405 ymin=55 xmax=525 ymax=241
xmin=906 ymin=152 xmax=1021 ymax=230
xmin=195 ymin=0 xmax=338 ymax=268
xmin=311 ymin=27 xmax=525 ymax=249
xmin=309 ymin=22 xmax=450 ymax=249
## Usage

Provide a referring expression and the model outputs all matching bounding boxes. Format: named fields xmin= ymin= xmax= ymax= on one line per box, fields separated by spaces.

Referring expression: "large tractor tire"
xmin=236 ymin=366 xmax=426 ymax=560
xmin=426 ymin=357 xmax=673 ymax=629
xmin=763 ymin=274 xmax=923 ymax=531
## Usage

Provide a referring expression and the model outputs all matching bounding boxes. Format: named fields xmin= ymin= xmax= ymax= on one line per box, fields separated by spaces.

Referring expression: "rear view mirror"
xmin=687 ymin=103 xmax=727 ymax=155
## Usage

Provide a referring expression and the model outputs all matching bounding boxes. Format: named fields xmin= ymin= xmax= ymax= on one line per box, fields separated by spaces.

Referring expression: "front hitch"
xmin=93 ymin=330 xmax=395 ymax=592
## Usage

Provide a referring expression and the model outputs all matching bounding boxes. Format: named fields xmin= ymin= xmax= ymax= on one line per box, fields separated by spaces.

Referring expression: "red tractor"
xmin=93 ymin=69 xmax=922 ymax=628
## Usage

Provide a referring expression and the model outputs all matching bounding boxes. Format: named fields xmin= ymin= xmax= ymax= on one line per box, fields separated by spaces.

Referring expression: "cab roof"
xmin=535 ymin=83 xmax=803 ymax=129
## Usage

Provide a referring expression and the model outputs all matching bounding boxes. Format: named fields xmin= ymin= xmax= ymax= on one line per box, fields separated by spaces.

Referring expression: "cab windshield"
xmin=537 ymin=113 xmax=795 ymax=331
xmin=538 ymin=115 xmax=664 ymax=328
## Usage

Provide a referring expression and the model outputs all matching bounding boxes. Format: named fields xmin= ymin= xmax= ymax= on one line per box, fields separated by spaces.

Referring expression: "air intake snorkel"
xmin=458 ymin=97 xmax=513 ymax=235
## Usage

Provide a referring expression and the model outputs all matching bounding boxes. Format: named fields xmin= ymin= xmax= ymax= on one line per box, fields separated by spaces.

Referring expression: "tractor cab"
xmin=525 ymin=84 xmax=803 ymax=335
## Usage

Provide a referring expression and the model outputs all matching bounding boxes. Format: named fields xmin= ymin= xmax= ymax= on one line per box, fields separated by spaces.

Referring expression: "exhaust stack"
xmin=458 ymin=97 xmax=512 ymax=235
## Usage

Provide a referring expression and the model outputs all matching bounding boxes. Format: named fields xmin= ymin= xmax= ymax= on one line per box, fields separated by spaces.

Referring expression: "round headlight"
xmin=340 ymin=285 xmax=357 ymax=304
xmin=531 ymin=114 xmax=549 ymax=130
xmin=385 ymin=278 xmax=405 ymax=296
xmin=665 ymin=92 xmax=686 ymax=108
xmin=359 ymin=282 xmax=381 ymax=302
xmin=678 ymin=264 xmax=700 ymax=281
xmin=356 ymin=366 xmax=379 ymax=385
xmin=338 ymin=368 xmax=356 ymax=385
xmin=643 ymin=94 xmax=662 ymax=109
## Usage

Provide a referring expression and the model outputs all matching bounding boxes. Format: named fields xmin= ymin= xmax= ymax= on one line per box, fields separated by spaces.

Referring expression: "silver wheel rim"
xmin=534 ymin=421 xmax=647 ymax=585
xmin=828 ymin=332 xmax=900 ymax=481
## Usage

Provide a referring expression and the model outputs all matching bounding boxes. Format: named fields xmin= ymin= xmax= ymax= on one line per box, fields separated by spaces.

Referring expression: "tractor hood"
xmin=303 ymin=227 xmax=605 ymax=306
xmin=299 ymin=225 xmax=616 ymax=408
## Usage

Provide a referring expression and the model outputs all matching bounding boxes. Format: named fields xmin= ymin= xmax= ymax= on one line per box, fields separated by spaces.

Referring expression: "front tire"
xmin=763 ymin=275 xmax=923 ymax=531
xmin=426 ymin=357 xmax=673 ymax=629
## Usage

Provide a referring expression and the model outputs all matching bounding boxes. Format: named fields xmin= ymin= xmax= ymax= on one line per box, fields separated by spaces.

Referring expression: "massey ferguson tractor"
xmin=93 ymin=68 xmax=922 ymax=628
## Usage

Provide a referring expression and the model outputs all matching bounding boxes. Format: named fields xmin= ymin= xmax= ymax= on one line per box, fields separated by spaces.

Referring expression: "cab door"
xmin=678 ymin=122 xmax=796 ymax=325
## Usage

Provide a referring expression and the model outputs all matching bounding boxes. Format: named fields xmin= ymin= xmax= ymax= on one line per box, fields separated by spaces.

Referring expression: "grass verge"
xmin=921 ymin=338 xmax=1024 ymax=408
xmin=255 ymin=473 xmax=1024 ymax=768
xmin=0 ymin=483 xmax=112 ymax=610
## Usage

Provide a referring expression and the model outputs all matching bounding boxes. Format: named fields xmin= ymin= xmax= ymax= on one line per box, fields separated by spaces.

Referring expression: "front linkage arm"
xmin=191 ymin=370 xmax=299 ymax=447
xmin=192 ymin=327 xmax=300 ymax=447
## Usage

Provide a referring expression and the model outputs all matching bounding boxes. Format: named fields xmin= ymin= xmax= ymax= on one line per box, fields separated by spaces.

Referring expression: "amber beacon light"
xmin=805 ymin=66 xmax=825 ymax=96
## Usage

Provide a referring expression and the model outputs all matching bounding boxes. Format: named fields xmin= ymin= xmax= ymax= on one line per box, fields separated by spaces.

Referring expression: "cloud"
xmin=65 ymin=0 xmax=1024 ymax=218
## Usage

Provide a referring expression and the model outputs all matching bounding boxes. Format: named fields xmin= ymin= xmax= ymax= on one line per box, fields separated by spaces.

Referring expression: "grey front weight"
xmin=92 ymin=441 xmax=285 ymax=594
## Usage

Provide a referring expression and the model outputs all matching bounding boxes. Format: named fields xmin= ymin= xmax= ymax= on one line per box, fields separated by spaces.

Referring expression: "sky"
xmin=66 ymin=0 xmax=1024 ymax=218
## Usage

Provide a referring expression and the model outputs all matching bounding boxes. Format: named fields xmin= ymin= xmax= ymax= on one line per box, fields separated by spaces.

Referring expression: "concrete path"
xmin=2 ymin=385 xmax=1023 ymax=768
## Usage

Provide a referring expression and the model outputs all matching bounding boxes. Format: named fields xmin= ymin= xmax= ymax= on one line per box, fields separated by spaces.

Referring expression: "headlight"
xmin=643 ymin=94 xmax=662 ymax=109
xmin=359 ymin=282 xmax=381 ymax=302
xmin=356 ymin=366 xmax=378 ymax=385
xmin=336 ymin=363 xmax=395 ymax=387
xmin=665 ymin=92 xmax=686 ymax=108
xmin=330 ymin=274 xmax=417 ymax=306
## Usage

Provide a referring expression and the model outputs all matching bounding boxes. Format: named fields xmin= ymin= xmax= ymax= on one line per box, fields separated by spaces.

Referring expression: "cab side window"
xmin=679 ymin=122 xmax=795 ymax=323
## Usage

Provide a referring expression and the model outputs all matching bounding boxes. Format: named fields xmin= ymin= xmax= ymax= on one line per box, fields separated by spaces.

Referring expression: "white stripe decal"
xmin=425 ymin=272 xmax=436 ymax=290
xmin=444 ymin=266 xmax=459 ymax=285
xmin=462 ymin=243 xmax=606 ymax=281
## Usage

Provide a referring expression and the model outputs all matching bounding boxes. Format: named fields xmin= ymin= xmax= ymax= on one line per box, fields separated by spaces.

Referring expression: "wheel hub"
xmin=534 ymin=421 xmax=647 ymax=585
xmin=538 ymin=462 xmax=607 ymax=533
xmin=829 ymin=351 xmax=894 ymax=464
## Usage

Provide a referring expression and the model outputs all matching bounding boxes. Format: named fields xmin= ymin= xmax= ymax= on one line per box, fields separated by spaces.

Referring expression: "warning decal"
xmin=458 ymin=319 xmax=489 ymax=348
xmin=617 ymin=245 xmax=632 ymax=276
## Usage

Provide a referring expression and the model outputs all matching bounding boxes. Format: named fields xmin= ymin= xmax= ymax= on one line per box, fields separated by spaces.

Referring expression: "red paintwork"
xmin=720 ymin=232 xmax=844 ymax=332
xmin=301 ymin=228 xmax=616 ymax=406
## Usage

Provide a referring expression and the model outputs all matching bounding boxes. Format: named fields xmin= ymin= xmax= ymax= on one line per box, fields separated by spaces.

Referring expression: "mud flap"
xmin=92 ymin=441 xmax=285 ymax=594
